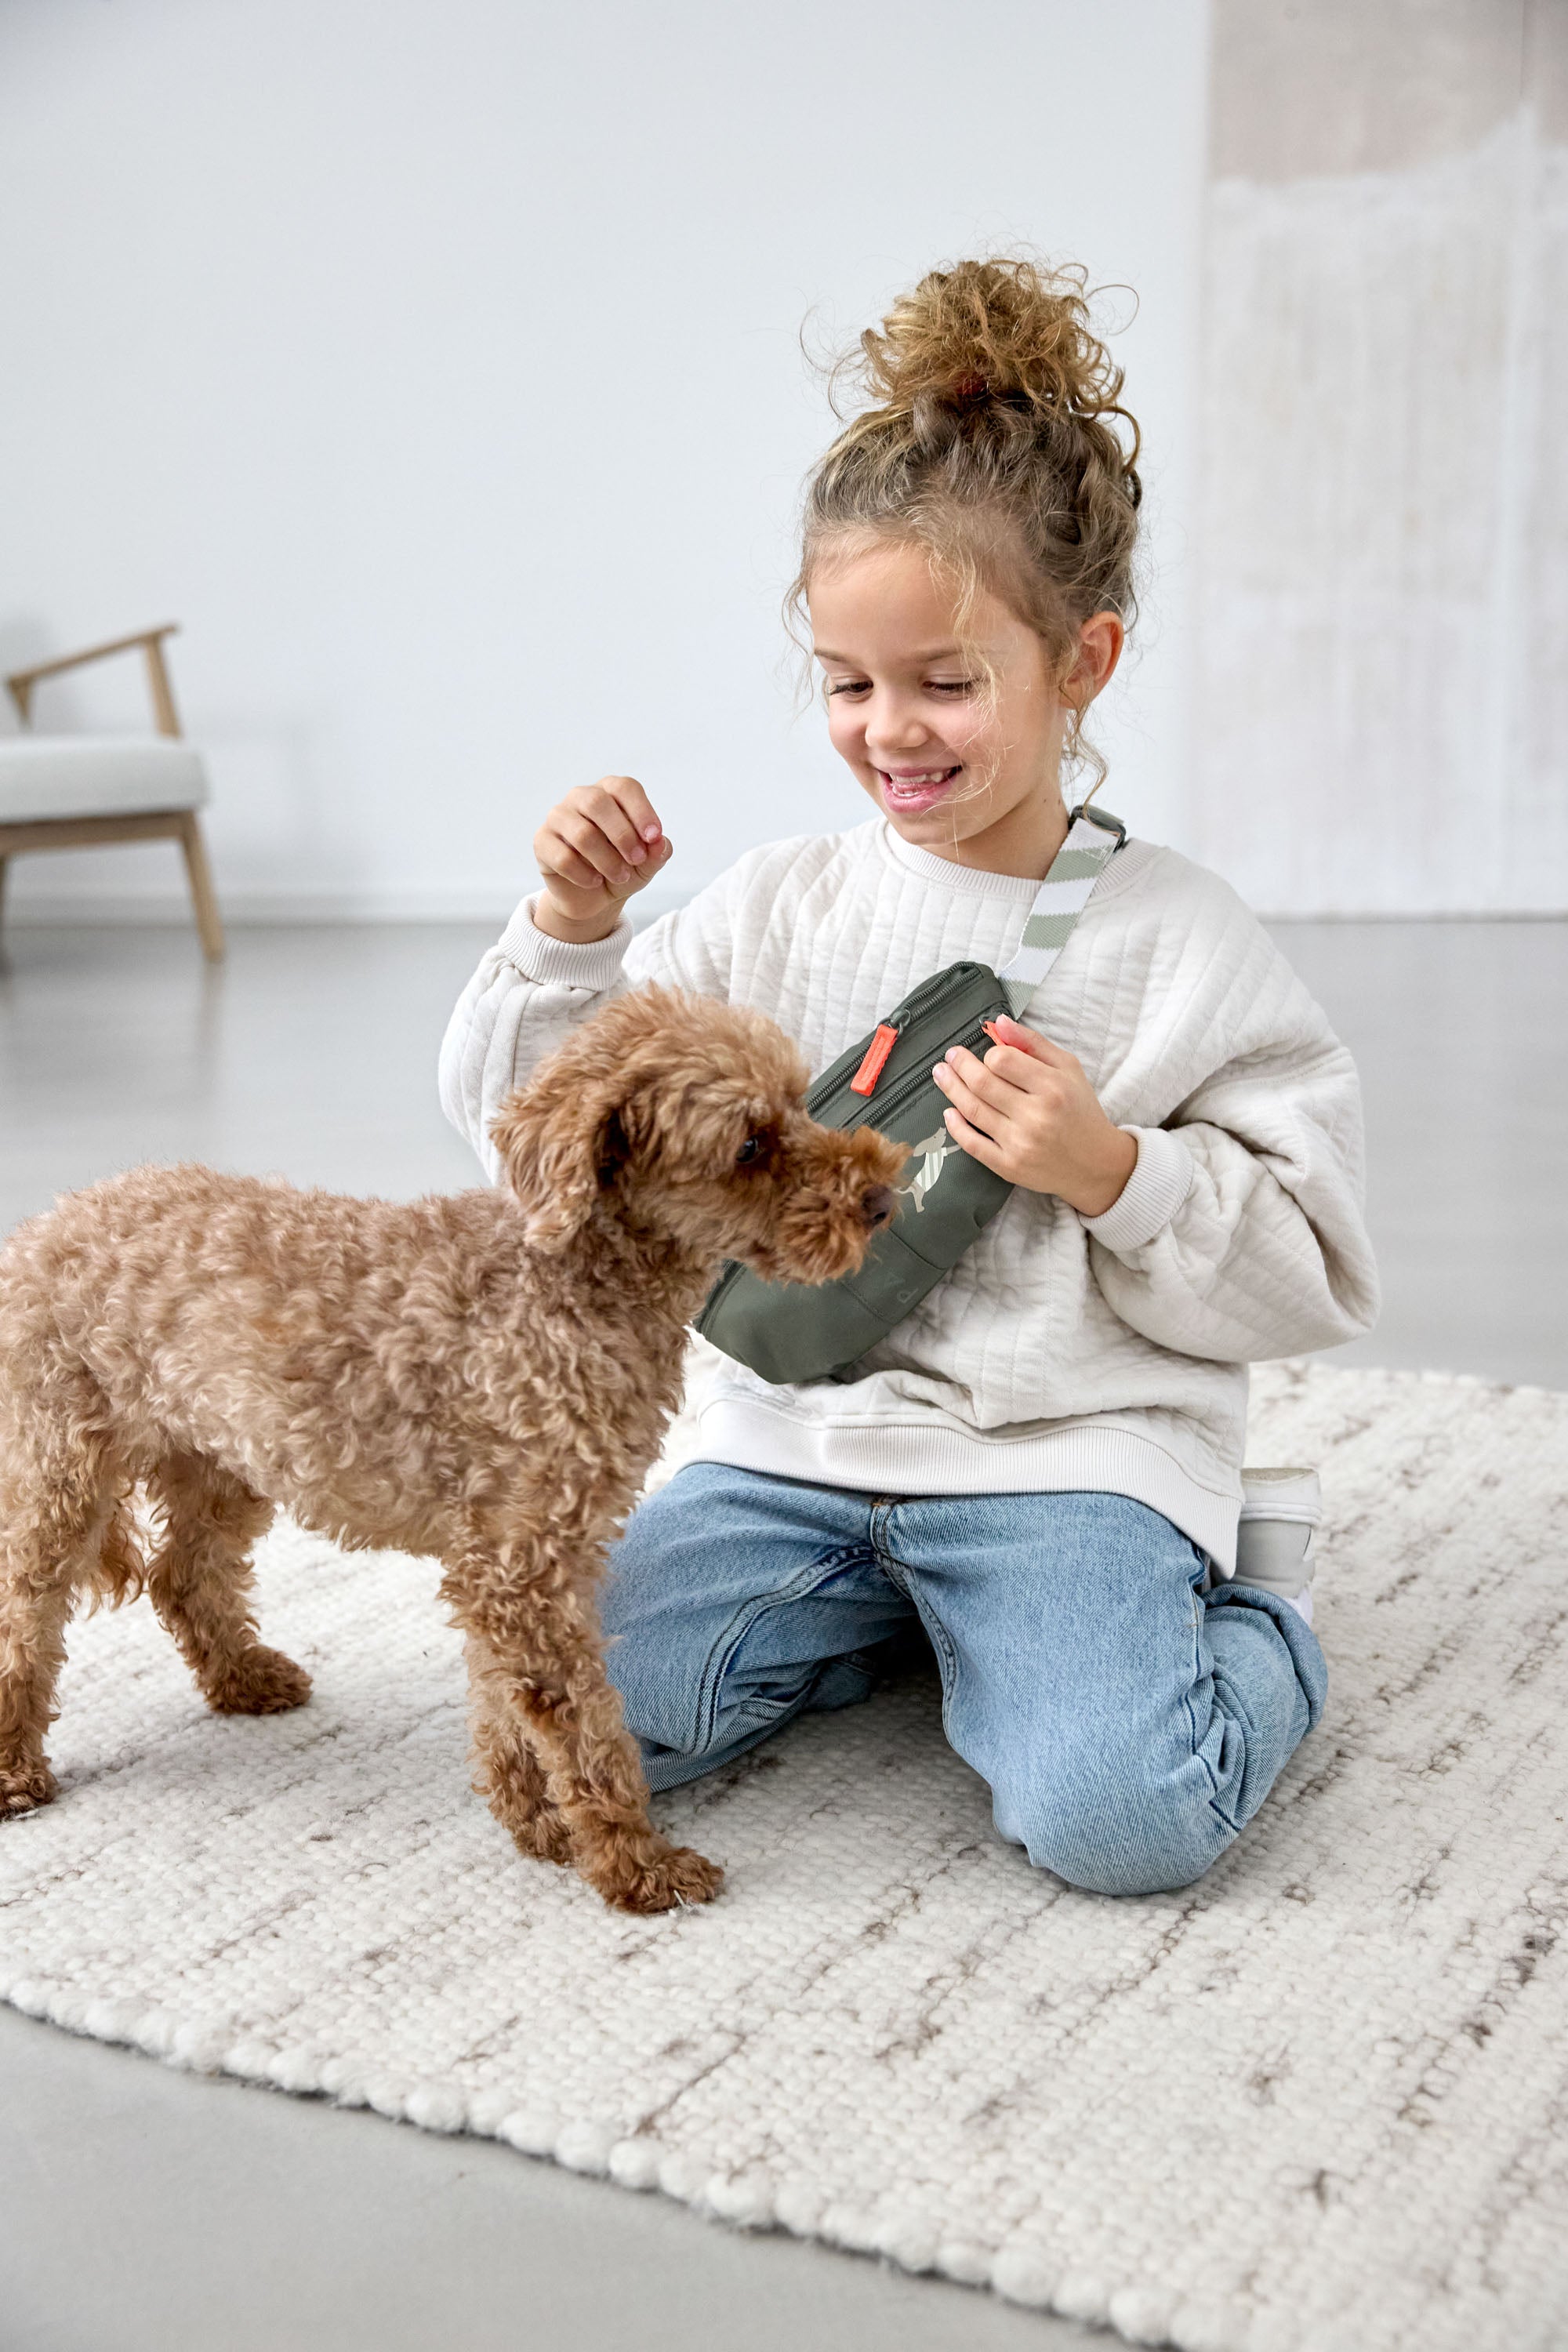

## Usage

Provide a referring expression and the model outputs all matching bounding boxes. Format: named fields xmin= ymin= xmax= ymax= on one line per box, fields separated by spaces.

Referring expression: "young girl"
xmin=440 ymin=257 xmax=1379 ymax=1898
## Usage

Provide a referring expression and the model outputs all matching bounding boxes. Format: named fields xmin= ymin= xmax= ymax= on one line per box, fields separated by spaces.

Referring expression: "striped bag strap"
xmin=997 ymin=800 xmax=1126 ymax=1018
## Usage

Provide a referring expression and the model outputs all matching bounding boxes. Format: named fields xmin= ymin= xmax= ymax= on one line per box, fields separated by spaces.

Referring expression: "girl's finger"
xmin=538 ymin=839 xmax=612 ymax=895
xmin=932 ymin=1061 xmax=1007 ymax=1137
xmin=585 ymin=781 xmax=667 ymax=875
xmin=942 ymin=1044 xmax=1022 ymax=1112
xmin=985 ymin=1014 xmax=1071 ymax=1065
xmin=601 ymin=774 xmax=666 ymax=850
xmin=579 ymin=782 xmax=653 ymax=866
xmin=978 ymin=1040 xmax=1058 ymax=1094
xmin=942 ymin=1103 xmax=1007 ymax=1174
xmin=559 ymin=812 xmax=639 ymax=890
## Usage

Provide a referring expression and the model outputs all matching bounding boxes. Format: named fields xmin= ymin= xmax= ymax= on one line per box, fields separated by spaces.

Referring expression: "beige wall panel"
xmin=1210 ymin=0 xmax=1525 ymax=180
xmin=1523 ymin=140 xmax=1568 ymax=855
xmin=1526 ymin=0 xmax=1568 ymax=140
xmin=1196 ymin=4 xmax=1567 ymax=912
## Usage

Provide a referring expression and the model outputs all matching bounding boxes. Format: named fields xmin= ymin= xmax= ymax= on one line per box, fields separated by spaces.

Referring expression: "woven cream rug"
xmin=3 ymin=1362 xmax=1566 ymax=2352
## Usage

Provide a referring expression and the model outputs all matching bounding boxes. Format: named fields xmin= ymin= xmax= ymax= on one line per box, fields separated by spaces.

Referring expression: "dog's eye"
xmin=735 ymin=1134 xmax=764 ymax=1166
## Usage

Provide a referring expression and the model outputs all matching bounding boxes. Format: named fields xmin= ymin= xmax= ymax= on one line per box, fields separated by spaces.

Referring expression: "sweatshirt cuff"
xmin=495 ymin=894 xmax=634 ymax=989
xmin=1082 ymin=1125 xmax=1196 ymax=1254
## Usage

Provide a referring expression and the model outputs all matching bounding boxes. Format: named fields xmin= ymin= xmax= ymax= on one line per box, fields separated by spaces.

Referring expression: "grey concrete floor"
xmin=1 ymin=913 xmax=1564 ymax=2352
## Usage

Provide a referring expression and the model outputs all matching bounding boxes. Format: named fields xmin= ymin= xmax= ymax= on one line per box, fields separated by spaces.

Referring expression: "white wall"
xmin=0 ymin=0 xmax=1210 ymax=923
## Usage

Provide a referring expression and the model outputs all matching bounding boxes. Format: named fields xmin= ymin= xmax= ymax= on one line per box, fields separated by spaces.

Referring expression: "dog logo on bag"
xmin=897 ymin=1128 xmax=957 ymax=1213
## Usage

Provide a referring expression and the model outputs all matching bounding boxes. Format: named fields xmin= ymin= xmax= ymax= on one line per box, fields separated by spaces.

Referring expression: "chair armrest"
xmin=5 ymin=623 xmax=183 ymax=735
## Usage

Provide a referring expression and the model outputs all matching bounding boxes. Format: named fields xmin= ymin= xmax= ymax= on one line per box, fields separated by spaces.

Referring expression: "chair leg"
xmin=176 ymin=813 xmax=224 ymax=960
xmin=0 ymin=855 xmax=8 ymax=935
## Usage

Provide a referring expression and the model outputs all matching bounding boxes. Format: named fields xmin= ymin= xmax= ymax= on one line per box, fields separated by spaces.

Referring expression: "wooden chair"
xmin=1 ymin=623 xmax=224 ymax=959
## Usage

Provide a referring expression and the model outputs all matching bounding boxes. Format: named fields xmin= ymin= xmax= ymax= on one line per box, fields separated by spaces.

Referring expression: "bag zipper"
xmin=813 ymin=1020 xmax=996 ymax=1133
xmin=895 ymin=967 xmax=966 ymax=1020
xmin=849 ymin=1023 xmax=900 ymax=1096
xmin=851 ymin=1021 xmax=994 ymax=1128
xmin=807 ymin=964 xmax=999 ymax=1117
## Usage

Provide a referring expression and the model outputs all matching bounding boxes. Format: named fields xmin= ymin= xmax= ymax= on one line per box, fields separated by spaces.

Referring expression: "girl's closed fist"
xmin=533 ymin=778 xmax=673 ymax=942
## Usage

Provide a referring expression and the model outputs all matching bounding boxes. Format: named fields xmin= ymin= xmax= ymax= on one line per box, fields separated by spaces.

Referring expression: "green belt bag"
xmin=697 ymin=804 xmax=1126 ymax=1385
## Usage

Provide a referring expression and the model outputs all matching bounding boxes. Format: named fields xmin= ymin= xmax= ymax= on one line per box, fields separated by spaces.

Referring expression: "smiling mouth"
xmin=878 ymin=767 xmax=961 ymax=811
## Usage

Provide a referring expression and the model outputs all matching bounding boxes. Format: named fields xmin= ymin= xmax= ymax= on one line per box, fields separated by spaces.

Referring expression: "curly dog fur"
xmin=0 ymin=985 xmax=906 ymax=1913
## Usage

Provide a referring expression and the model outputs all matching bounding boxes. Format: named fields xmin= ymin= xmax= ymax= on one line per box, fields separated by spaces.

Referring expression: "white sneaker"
xmin=1232 ymin=1467 xmax=1321 ymax=1626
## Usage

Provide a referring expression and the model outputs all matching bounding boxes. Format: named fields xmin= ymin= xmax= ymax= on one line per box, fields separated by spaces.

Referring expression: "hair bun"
xmin=843 ymin=256 xmax=1134 ymax=445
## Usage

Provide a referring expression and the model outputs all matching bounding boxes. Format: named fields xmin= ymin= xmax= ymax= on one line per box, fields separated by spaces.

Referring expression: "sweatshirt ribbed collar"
xmin=874 ymin=817 xmax=1150 ymax=902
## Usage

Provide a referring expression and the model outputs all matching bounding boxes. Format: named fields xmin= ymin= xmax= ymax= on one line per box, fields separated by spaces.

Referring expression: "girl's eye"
xmin=735 ymin=1134 xmax=764 ymax=1165
xmin=826 ymin=679 xmax=870 ymax=697
xmin=928 ymin=679 xmax=975 ymax=695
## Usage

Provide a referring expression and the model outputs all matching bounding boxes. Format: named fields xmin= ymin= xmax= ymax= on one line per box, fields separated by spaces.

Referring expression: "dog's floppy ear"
xmin=491 ymin=1059 xmax=631 ymax=1250
xmin=492 ymin=988 xmax=696 ymax=1248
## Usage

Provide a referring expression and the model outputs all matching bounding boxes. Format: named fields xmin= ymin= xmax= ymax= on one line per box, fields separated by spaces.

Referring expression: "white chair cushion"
xmin=0 ymin=736 xmax=210 ymax=824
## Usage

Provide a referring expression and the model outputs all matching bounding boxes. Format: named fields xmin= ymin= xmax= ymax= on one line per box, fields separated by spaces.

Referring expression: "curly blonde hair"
xmin=794 ymin=256 xmax=1143 ymax=795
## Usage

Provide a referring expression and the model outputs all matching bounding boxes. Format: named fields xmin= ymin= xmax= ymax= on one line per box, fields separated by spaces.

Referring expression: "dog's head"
xmin=490 ymin=986 xmax=907 ymax=1281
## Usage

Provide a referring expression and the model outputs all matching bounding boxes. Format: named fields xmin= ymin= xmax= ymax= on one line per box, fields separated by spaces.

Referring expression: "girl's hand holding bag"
xmin=697 ymin=804 xmax=1126 ymax=1385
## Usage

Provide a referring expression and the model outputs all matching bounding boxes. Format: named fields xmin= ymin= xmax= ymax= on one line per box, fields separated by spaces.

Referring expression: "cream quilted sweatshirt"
xmin=439 ymin=820 xmax=1378 ymax=1570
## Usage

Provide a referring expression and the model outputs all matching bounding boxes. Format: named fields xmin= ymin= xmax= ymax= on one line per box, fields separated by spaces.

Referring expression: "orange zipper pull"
xmin=850 ymin=1022 xmax=899 ymax=1096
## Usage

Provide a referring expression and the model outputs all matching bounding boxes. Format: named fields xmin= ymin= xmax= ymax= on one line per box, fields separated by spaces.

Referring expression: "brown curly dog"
xmin=0 ymin=985 xmax=906 ymax=1913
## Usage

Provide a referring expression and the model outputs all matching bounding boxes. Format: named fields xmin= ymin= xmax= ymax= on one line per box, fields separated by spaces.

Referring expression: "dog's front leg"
xmin=463 ymin=1632 xmax=572 ymax=1866
xmin=449 ymin=1575 xmax=721 ymax=1915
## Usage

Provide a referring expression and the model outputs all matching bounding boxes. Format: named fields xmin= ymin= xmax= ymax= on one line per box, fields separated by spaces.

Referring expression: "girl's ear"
xmin=1067 ymin=611 xmax=1125 ymax=706
xmin=489 ymin=1062 xmax=630 ymax=1250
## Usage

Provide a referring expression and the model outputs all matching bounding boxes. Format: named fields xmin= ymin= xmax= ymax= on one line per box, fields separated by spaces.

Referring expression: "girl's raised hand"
xmin=931 ymin=1011 xmax=1138 ymax=1219
xmin=532 ymin=777 xmax=673 ymax=942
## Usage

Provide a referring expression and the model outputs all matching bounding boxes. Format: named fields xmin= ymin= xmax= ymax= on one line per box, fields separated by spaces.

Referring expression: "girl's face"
xmin=808 ymin=538 xmax=1120 ymax=877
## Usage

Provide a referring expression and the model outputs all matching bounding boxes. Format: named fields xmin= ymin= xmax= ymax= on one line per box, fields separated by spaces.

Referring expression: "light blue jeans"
xmin=601 ymin=1466 xmax=1327 ymax=1897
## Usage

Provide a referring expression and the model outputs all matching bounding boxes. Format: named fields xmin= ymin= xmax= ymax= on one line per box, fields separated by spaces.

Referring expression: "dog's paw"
xmin=593 ymin=1839 xmax=724 ymax=1915
xmin=205 ymin=1646 xmax=314 ymax=1715
xmin=0 ymin=1759 xmax=58 ymax=1816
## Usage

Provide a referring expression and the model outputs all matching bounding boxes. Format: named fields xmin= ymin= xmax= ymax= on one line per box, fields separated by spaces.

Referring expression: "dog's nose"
xmin=861 ymin=1184 xmax=898 ymax=1231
